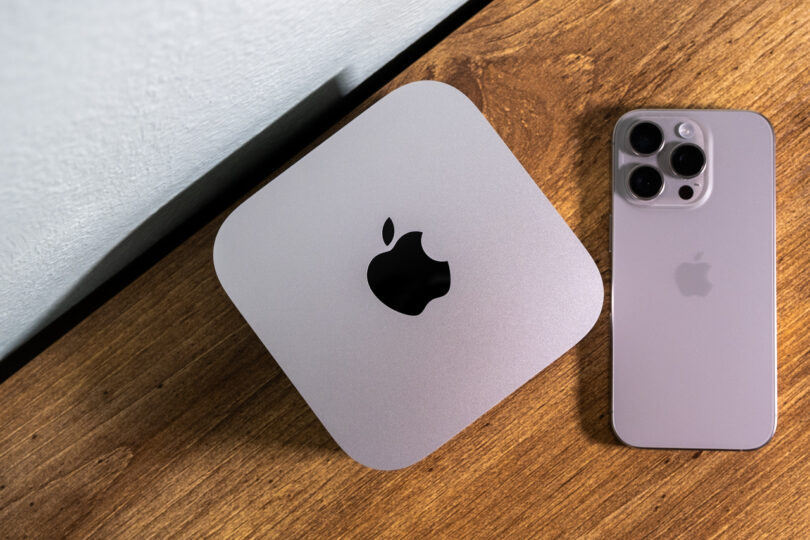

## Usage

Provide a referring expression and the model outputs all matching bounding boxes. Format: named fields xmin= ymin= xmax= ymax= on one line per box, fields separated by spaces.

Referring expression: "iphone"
xmin=611 ymin=110 xmax=776 ymax=449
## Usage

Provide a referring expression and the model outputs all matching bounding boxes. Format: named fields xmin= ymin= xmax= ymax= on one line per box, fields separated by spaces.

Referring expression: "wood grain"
xmin=2 ymin=0 xmax=810 ymax=537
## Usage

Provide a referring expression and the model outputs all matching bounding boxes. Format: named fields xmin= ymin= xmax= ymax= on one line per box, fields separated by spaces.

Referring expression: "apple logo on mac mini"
xmin=367 ymin=218 xmax=450 ymax=315
xmin=676 ymin=252 xmax=713 ymax=297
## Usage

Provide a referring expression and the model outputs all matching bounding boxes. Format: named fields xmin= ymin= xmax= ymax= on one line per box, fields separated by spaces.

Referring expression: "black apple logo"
xmin=675 ymin=252 xmax=713 ymax=297
xmin=366 ymin=218 xmax=451 ymax=315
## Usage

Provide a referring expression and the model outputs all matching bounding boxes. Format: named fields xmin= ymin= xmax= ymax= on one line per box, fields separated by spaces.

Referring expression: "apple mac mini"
xmin=213 ymin=81 xmax=603 ymax=470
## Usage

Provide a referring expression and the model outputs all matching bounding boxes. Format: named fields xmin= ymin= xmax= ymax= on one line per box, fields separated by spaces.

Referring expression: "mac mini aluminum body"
xmin=213 ymin=81 xmax=603 ymax=470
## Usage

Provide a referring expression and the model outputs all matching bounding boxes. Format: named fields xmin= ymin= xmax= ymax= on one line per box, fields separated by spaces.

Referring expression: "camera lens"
xmin=629 ymin=122 xmax=664 ymax=155
xmin=670 ymin=144 xmax=705 ymax=177
xmin=679 ymin=185 xmax=694 ymax=200
xmin=628 ymin=166 xmax=664 ymax=199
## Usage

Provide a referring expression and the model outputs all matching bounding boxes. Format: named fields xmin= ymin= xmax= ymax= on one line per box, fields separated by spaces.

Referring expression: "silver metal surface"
xmin=214 ymin=81 xmax=603 ymax=469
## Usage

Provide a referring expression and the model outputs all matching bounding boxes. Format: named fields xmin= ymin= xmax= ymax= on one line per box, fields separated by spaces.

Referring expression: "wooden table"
xmin=2 ymin=0 xmax=809 ymax=537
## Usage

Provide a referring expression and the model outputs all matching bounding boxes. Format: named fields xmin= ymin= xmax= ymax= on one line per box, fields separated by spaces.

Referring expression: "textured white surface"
xmin=0 ymin=0 xmax=465 ymax=359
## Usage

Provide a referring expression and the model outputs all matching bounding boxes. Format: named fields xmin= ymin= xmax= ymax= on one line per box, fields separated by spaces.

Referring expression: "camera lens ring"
xmin=670 ymin=143 xmax=706 ymax=178
xmin=628 ymin=121 xmax=665 ymax=155
xmin=627 ymin=165 xmax=664 ymax=200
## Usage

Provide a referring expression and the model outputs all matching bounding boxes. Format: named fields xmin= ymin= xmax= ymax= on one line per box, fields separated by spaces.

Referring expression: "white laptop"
xmin=213 ymin=81 xmax=603 ymax=470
